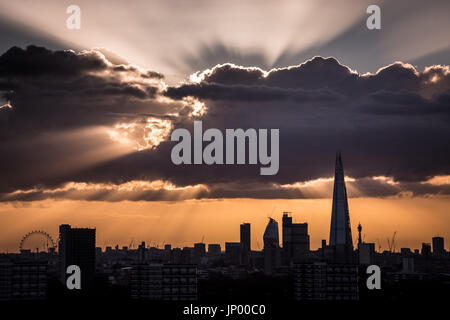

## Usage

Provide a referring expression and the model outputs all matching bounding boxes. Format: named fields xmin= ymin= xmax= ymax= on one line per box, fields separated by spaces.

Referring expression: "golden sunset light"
xmin=1 ymin=0 xmax=449 ymax=309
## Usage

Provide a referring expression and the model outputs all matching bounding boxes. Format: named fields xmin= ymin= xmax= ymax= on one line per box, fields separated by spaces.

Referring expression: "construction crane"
xmin=376 ymin=238 xmax=382 ymax=252
xmin=387 ymin=231 xmax=397 ymax=252
xmin=392 ymin=232 xmax=397 ymax=252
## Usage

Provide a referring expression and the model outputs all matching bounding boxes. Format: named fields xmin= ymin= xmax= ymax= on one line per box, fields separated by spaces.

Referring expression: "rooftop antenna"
xmin=357 ymin=223 xmax=362 ymax=245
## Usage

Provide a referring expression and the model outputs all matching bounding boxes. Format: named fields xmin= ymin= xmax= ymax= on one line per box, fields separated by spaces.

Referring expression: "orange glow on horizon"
xmin=0 ymin=197 xmax=449 ymax=253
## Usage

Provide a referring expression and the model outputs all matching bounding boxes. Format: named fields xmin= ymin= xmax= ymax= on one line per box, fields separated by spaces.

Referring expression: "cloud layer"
xmin=1 ymin=46 xmax=450 ymax=201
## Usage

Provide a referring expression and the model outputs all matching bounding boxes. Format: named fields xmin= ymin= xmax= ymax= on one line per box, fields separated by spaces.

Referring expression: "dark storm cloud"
xmin=164 ymin=83 xmax=341 ymax=102
xmin=0 ymin=46 xmax=181 ymax=194
xmin=0 ymin=46 xmax=107 ymax=76
xmin=0 ymin=45 xmax=174 ymax=135
xmin=194 ymin=57 xmax=357 ymax=89
xmin=1 ymin=45 xmax=450 ymax=201
xmin=171 ymin=58 xmax=449 ymax=98
xmin=362 ymin=91 xmax=450 ymax=116
xmin=161 ymin=57 xmax=450 ymax=187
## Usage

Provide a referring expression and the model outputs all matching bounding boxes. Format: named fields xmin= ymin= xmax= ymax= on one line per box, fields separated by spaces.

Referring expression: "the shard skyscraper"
xmin=329 ymin=152 xmax=354 ymax=263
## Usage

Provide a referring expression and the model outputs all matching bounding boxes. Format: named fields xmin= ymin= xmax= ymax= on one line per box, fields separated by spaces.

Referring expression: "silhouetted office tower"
xmin=182 ymin=247 xmax=194 ymax=264
xmin=138 ymin=241 xmax=146 ymax=262
xmin=421 ymin=243 xmax=431 ymax=257
xmin=240 ymin=223 xmax=251 ymax=265
xmin=320 ymin=239 xmax=327 ymax=258
xmin=294 ymin=262 xmax=358 ymax=301
xmin=402 ymin=257 xmax=414 ymax=273
xmin=329 ymin=152 xmax=354 ymax=263
xmin=193 ymin=243 xmax=206 ymax=263
xmin=263 ymin=218 xmax=281 ymax=275
xmin=358 ymin=243 xmax=375 ymax=265
xmin=432 ymin=237 xmax=445 ymax=256
xmin=0 ymin=261 xmax=47 ymax=300
xmin=172 ymin=248 xmax=183 ymax=264
xmin=225 ymin=242 xmax=241 ymax=265
xmin=208 ymin=244 xmax=221 ymax=257
xmin=357 ymin=223 xmax=362 ymax=245
xmin=282 ymin=212 xmax=310 ymax=265
xmin=59 ymin=224 xmax=96 ymax=290
xmin=131 ymin=264 xmax=197 ymax=300
xmin=400 ymin=248 xmax=412 ymax=257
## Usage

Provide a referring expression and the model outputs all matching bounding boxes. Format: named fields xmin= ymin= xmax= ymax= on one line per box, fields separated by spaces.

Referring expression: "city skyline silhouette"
xmin=1 ymin=0 xmax=450 ymax=309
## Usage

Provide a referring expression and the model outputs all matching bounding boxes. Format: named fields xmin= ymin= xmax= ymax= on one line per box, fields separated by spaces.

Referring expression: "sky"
xmin=0 ymin=0 xmax=449 ymax=252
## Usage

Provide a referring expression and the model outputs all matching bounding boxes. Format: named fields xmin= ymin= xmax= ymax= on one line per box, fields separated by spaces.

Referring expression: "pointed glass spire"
xmin=329 ymin=152 xmax=353 ymax=251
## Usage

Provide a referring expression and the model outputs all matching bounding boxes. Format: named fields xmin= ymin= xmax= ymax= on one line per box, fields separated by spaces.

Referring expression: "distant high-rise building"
xmin=329 ymin=152 xmax=354 ymax=263
xmin=432 ymin=237 xmax=445 ymax=256
xmin=421 ymin=243 xmax=431 ymax=257
xmin=0 ymin=261 xmax=47 ymax=301
xmin=181 ymin=247 xmax=193 ymax=264
xmin=240 ymin=223 xmax=251 ymax=265
xmin=138 ymin=241 xmax=146 ymax=262
xmin=400 ymin=248 xmax=412 ymax=257
xmin=357 ymin=223 xmax=362 ymax=245
xmin=130 ymin=264 xmax=197 ymax=300
xmin=163 ymin=244 xmax=172 ymax=263
xmin=282 ymin=212 xmax=310 ymax=265
xmin=225 ymin=242 xmax=241 ymax=265
xmin=294 ymin=262 xmax=358 ymax=301
xmin=171 ymin=248 xmax=183 ymax=264
xmin=193 ymin=243 xmax=206 ymax=264
xmin=358 ymin=243 xmax=375 ymax=265
xmin=207 ymin=244 xmax=221 ymax=257
xmin=59 ymin=224 xmax=96 ymax=290
xmin=402 ymin=257 xmax=414 ymax=273
xmin=263 ymin=218 xmax=281 ymax=275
